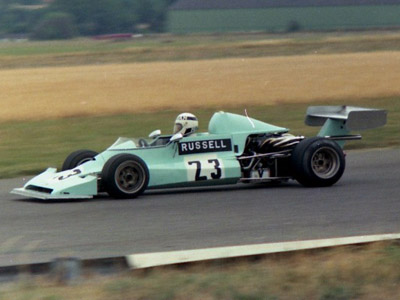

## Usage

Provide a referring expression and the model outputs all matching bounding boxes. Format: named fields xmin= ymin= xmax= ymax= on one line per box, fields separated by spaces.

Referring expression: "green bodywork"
xmin=317 ymin=118 xmax=348 ymax=148
xmin=12 ymin=111 xmax=288 ymax=199
xmin=11 ymin=107 xmax=386 ymax=200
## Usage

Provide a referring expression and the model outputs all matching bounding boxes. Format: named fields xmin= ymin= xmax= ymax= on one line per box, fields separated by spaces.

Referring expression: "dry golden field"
xmin=1 ymin=51 xmax=399 ymax=121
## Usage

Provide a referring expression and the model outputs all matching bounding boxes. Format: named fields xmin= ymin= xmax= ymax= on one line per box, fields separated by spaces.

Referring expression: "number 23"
xmin=188 ymin=159 xmax=222 ymax=181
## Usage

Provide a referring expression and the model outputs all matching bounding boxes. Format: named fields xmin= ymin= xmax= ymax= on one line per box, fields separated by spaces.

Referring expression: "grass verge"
xmin=1 ymin=241 xmax=400 ymax=300
xmin=0 ymin=97 xmax=398 ymax=179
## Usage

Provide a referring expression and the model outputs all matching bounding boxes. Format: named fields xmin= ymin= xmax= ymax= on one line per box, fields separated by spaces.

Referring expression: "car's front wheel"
xmin=101 ymin=154 xmax=149 ymax=199
xmin=290 ymin=137 xmax=345 ymax=187
xmin=62 ymin=149 xmax=98 ymax=171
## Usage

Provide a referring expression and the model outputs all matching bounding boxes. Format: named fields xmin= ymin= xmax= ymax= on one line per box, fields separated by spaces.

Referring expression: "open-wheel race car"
xmin=12 ymin=106 xmax=386 ymax=200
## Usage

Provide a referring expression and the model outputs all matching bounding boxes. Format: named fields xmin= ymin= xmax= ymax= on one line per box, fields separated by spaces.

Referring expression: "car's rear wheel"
xmin=62 ymin=149 xmax=98 ymax=171
xmin=290 ymin=137 xmax=345 ymax=187
xmin=101 ymin=154 xmax=149 ymax=199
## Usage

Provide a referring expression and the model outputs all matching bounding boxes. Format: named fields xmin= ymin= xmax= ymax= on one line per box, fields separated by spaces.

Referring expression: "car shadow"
xmin=13 ymin=193 xmax=109 ymax=204
xmin=144 ymin=181 xmax=298 ymax=196
xmin=12 ymin=181 xmax=300 ymax=204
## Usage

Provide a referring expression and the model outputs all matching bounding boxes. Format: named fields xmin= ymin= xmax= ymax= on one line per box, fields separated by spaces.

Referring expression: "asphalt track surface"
xmin=0 ymin=149 xmax=399 ymax=267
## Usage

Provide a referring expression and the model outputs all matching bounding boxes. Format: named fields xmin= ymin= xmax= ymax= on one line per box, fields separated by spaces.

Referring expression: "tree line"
xmin=0 ymin=0 xmax=177 ymax=39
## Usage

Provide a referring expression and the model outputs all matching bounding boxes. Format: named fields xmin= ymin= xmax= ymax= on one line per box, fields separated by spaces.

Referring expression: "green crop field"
xmin=169 ymin=5 xmax=400 ymax=33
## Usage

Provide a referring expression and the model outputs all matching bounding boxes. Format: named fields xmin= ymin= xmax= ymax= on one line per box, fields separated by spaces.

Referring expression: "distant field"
xmin=1 ymin=51 xmax=400 ymax=121
xmin=2 ymin=31 xmax=400 ymax=68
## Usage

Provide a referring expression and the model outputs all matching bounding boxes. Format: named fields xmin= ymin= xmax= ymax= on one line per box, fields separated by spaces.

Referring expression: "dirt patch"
xmin=1 ymin=51 xmax=399 ymax=121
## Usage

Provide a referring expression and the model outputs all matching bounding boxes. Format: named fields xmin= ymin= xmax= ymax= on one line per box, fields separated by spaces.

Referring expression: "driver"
xmin=173 ymin=113 xmax=198 ymax=136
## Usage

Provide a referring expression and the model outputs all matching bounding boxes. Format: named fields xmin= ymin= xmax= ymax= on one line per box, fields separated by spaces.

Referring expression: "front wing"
xmin=11 ymin=167 xmax=98 ymax=200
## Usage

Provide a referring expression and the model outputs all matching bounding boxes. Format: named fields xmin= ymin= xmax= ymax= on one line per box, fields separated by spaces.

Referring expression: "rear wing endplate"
xmin=306 ymin=106 xmax=387 ymax=131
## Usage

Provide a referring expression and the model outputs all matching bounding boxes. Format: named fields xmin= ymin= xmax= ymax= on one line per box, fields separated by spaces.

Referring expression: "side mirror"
xmin=169 ymin=132 xmax=183 ymax=143
xmin=149 ymin=129 xmax=161 ymax=139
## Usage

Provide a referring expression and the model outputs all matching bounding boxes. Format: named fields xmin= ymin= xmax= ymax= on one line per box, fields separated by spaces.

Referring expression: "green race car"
xmin=11 ymin=106 xmax=386 ymax=200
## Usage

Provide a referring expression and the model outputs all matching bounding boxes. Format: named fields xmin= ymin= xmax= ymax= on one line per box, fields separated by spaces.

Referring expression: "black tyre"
xmin=62 ymin=149 xmax=98 ymax=171
xmin=290 ymin=137 xmax=345 ymax=187
xmin=101 ymin=154 xmax=149 ymax=199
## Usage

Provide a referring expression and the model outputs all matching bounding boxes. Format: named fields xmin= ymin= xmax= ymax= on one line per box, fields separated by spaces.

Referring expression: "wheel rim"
xmin=311 ymin=147 xmax=340 ymax=179
xmin=114 ymin=161 xmax=145 ymax=193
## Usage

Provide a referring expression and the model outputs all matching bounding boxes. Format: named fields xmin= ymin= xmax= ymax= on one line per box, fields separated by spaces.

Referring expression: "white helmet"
xmin=173 ymin=113 xmax=198 ymax=136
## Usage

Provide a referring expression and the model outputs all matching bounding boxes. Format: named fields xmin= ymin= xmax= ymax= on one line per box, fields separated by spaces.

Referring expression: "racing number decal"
xmin=57 ymin=169 xmax=81 ymax=181
xmin=188 ymin=159 xmax=222 ymax=181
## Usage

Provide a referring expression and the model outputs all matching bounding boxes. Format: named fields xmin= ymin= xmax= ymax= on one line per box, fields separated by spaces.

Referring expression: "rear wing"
xmin=305 ymin=106 xmax=387 ymax=146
